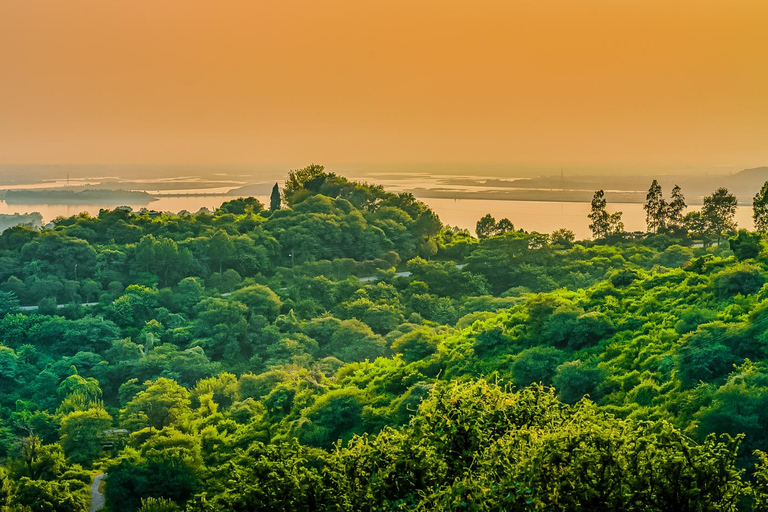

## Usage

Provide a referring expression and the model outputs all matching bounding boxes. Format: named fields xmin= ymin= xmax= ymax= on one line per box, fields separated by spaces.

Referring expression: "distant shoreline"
xmin=0 ymin=189 xmax=156 ymax=205
xmin=410 ymin=189 xmax=712 ymax=206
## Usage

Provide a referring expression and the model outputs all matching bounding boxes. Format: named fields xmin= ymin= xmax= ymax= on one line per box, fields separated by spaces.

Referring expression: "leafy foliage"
xmin=1 ymin=170 xmax=768 ymax=510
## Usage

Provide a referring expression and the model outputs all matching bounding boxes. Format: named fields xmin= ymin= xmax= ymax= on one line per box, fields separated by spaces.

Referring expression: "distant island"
xmin=0 ymin=189 xmax=156 ymax=204
xmin=226 ymin=182 xmax=277 ymax=196
xmin=426 ymin=166 xmax=768 ymax=205
xmin=411 ymin=188 xmax=646 ymax=203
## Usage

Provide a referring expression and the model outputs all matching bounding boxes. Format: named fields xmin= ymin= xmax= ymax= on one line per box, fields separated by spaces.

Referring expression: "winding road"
xmin=89 ymin=473 xmax=105 ymax=512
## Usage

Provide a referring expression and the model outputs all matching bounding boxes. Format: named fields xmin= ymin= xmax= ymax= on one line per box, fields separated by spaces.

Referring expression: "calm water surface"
xmin=423 ymin=198 xmax=756 ymax=239
xmin=0 ymin=196 xmax=755 ymax=241
xmin=0 ymin=195 xmax=244 ymax=224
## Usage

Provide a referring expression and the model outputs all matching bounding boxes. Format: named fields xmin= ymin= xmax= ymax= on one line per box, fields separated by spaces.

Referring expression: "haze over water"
xmin=1 ymin=2 xmax=766 ymax=238
xmin=0 ymin=194 xmax=755 ymax=241
xmin=0 ymin=165 xmax=763 ymax=239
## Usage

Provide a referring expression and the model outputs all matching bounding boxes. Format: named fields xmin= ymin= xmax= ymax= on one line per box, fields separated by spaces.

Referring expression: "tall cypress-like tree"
xmin=270 ymin=183 xmax=281 ymax=211
xmin=588 ymin=190 xmax=610 ymax=238
xmin=644 ymin=180 xmax=667 ymax=233
xmin=667 ymin=184 xmax=686 ymax=227
xmin=753 ymin=181 xmax=768 ymax=232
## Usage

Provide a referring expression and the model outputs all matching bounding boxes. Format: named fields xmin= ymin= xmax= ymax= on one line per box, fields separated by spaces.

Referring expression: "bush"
xmin=511 ymin=346 xmax=565 ymax=386
xmin=676 ymin=323 xmax=741 ymax=389
xmin=139 ymin=497 xmax=181 ymax=512
xmin=713 ymin=263 xmax=766 ymax=297
xmin=553 ymin=360 xmax=606 ymax=404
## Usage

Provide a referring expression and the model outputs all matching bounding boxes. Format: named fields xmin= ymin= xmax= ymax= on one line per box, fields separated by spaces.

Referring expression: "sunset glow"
xmin=1 ymin=1 xmax=766 ymax=168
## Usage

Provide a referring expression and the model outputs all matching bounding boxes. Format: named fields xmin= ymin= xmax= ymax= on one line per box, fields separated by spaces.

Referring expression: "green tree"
xmin=13 ymin=476 xmax=90 ymax=512
xmin=57 ymin=373 xmax=103 ymax=413
xmin=550 ymin=228 xmax=575 ymax=247
xmin=208 ymin=230 xmax=235 ymax=274
xmin=475 ymin=214 xmax=496 ymax=239
xmin=608 ymin=211 xmax=624 ymax=235
xmin=184 ymin=441 xmax=325 ymax=512
xmin=283 ymin=164 xmax=329 ymax=206
xmin=475 ymin=214 xmax=514 ymax=239
xmin=702 ymin=187 xmax=738 ymax=245
xmin=59 ymin=408 xmax=113 ymax=465
xmin=105 ymin=429 xmax=201 ymax=512
xmin=512 ymin=346 xmax=565 ymax=386
xmin=494 ymin=218 xmax=515 ymax=235
xmin=230 ymin=285 xmax=282 ymax=321
xmin=729 ymin=229 xmax=762 ymax=261
xmin=754 ymin=181 xmax=768 ymax=232
xmin=10 ymin=436 xmax=66 ymax=481
xmin=588 ymin=190 xmax=609 ymax=237
xmin=693 ymin=361 xmax=768 ymax=453
xmin=683 ymin=210 xmax=709 ymax=241
xmin=753 ymin=450 xmax=768 ymax=510
xmin=108 ymin=285 xmax=159 ymax=328
xmin=217 ymin=197 xmax=263 ymax=215
xmin=676 ymin=322 xmax=740 ymax=388
xmin=644 ymin=179 xmax=667 ymax=233
xmin=270 ymin=182 xmax=281 ymax=211
xmin=175 ymin=277 xmax=204 ymax=310
xmin=0 ymin=290 xmax=19 ymax=315
xmin=121 ymin=378 xmax=191 ymax=431
xmin=296 ymin=388 xmax=366 ymax=448
xmin=712 ymin=262 xmax=766 ymax=298
xmin=667 ymin=184 xmax=686 ymax=227
xmin=323 ymin=319 xmax=387 ymax=362
xmin=588 ymin=190 xmax=622 ymax=238
xmin=139 ymin=497 xmax=181 ymax=512
xmin=552 ymin=360 xmax=606 ymax=403
xmin=81 ymin=278 xmax=102 ymax=302
xmin=319 ymin=380 xmax=746 ymax=512
xmin=193 ymin=297 xmax=249 ymax=362
xmin=391 ymin=329 xmax=438 ymax=363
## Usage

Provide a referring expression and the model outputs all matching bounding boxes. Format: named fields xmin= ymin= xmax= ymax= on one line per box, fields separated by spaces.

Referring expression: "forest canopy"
xmin=3 ymin=167 xmax=768 ymax=510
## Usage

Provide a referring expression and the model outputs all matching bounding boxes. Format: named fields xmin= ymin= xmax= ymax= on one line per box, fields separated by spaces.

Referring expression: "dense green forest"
xmin=5 ymin=166 xmax=768 ymax=510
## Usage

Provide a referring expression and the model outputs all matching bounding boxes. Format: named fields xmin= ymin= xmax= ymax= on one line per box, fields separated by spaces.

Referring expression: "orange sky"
xmin=0 ymin=0 xmax=766 ymax=169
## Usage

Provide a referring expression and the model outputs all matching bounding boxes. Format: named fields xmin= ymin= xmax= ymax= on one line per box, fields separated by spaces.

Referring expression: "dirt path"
xmin=89 ymin=473 xmax=106 ymax=512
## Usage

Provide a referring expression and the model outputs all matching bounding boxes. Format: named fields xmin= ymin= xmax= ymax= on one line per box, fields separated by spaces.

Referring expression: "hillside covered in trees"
xmin=5 ymin=166 xmax=768 ymax=510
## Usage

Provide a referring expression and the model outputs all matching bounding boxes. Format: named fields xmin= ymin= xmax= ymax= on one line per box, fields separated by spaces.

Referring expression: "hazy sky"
xmin=1 ymin=0 xmax=766 ymax=169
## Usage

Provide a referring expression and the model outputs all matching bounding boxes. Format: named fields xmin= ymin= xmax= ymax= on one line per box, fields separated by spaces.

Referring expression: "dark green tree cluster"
xmin=474 ymin=214 xmax=515 ymax=239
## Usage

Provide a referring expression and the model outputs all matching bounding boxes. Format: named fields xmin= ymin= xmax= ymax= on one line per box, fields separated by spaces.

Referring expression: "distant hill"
xmin=717 ymin=166 xmax=768 ymax=200
xmin=226 ymin=183 xmax=276 ymax=196
xmin=732 ymin=166 xmax=768 ymax=178
xmin=424 ymin=167 xmax=768 ymax=204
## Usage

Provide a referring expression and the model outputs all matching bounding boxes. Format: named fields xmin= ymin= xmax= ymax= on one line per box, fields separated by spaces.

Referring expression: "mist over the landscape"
xmin=4 ymin=1 xmax=768 ymax=511
xmin=2 ymin=1 xmax=767 ymax=166
xmin=0 ymin=163 xmax=766 ymax=238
